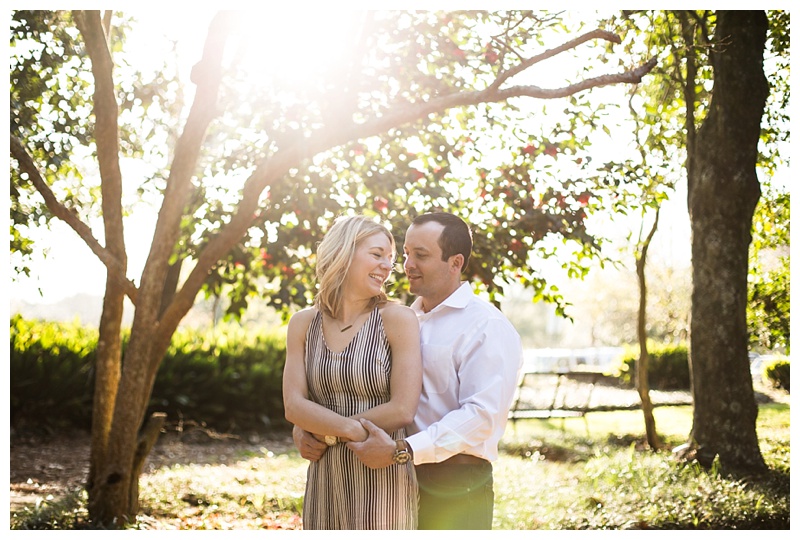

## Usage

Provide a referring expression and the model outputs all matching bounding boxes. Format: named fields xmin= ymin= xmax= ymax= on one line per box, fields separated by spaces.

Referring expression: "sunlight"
xmin=229 ymin=11 xmax=358 ymax=92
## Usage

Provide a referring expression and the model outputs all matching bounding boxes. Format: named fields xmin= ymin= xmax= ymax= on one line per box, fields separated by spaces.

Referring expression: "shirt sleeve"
xmin=407 ymin=316 xmax=523 ymax=464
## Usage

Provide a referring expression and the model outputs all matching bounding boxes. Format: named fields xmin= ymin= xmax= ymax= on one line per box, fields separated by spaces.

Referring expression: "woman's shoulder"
xmin=379 ymin=303 xmax=417 ymax=324
xmin=288 ymin=306 xmax=318 ymax=331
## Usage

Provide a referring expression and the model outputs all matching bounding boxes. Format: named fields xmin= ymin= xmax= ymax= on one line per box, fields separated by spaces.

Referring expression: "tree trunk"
xmin=83 ymin=11 xmax=235 ymax=526
xmin=75 ymin=9 xmax=129 ymax=516
xmin=686 ymin=10 xmax=768 ymax=472
xmin=86 ymin=280 xmax=125 ymax=512
xmin=88 ymin=325 xmax=160 ymax=525
xmin=636 ymin=208 xmax=662 ymax=450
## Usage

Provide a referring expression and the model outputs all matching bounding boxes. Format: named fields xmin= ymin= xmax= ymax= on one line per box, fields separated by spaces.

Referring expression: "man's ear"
xmin=450 ymin=254 xmax=464 ymax=274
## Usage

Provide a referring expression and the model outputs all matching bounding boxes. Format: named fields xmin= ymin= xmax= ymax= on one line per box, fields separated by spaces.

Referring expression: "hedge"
xmin=9 ymin=315 xmax=289 ymax=433
xmin=763 ymin=357 xmax=790 ymax=392
xmin=614 ymin=342 xmax=691 ymax=390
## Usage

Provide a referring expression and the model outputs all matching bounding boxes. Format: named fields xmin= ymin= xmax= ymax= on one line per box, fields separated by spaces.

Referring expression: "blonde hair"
xmin=314 ymin=215 xmax=395 ymax=319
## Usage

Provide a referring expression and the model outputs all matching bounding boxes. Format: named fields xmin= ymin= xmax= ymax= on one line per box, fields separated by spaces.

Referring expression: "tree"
xmin=683 ymin=10 xmax=770 ymax=471
xmin=613 ymin=9 xmax=783 ymax=472
xmin=10 ymin=10 xmax=657 ymax=526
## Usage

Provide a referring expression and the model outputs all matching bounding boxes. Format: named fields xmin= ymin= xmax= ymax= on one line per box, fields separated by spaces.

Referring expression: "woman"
xmin=283 ymin=215 xmax=422 ymax=529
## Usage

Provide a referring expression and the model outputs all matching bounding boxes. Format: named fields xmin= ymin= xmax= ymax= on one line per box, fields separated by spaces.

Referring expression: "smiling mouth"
xmin=369 ymin=273 xmax=386 ymax=283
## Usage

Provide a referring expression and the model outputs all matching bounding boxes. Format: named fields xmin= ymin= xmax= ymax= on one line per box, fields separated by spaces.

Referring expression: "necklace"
xmin=335 ymin=308 xmax=368 ymax=333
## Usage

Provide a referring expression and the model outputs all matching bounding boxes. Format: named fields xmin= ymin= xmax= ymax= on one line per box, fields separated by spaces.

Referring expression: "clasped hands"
xmin=293 ymin=418 xmax=398 ymax=469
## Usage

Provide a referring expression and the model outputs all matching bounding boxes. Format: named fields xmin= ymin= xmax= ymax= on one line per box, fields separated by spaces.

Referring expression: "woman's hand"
xmin=340 ymin=417 xmax=369 ymax=443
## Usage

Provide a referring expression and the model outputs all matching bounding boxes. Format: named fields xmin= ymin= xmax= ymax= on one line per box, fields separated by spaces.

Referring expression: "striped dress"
xmin=302 ymin=307 xmax=418 ymax=530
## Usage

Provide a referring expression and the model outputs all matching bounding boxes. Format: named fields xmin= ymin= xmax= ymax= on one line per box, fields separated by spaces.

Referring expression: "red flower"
xmin=373 ymin=197 xmax=389 ymax=213
xmin=281 ymin=265 xmax=295 ymax=278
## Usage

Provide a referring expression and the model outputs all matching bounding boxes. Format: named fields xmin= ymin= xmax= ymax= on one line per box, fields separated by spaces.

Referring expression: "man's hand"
xmin=346 ymin=418 xmax=397 ymax=469
xmin=292 ymin=424 xmax=327 ymax=462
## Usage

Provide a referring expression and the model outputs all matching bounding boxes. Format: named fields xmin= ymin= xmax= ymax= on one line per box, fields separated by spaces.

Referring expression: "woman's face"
xmin=344 ymin=231 xmax=394 ymax=298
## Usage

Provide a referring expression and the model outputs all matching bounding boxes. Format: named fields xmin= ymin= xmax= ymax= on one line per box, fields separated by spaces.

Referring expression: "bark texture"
xmin=687 ymin=10 xmax=769 ymax=472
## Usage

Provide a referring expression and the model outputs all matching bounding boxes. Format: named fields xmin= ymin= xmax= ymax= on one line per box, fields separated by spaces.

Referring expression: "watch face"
xmin=393 ymin=449 xmax=410 ymax=464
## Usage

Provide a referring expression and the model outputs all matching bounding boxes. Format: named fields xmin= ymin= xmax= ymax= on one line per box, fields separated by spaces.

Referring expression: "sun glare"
xmin=230 ymin=11 xmax=357 ymax=90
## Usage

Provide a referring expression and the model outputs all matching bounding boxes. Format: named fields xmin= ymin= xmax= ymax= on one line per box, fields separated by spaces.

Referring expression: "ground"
xmin=9 ymin=427 xmax=294 ymax=518
xmin=9 ymin=378 xmax=787 ymax=521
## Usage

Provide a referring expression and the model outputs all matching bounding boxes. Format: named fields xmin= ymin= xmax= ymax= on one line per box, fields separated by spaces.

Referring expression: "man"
xmin=293 ymin=212 xmax=523 ymax=530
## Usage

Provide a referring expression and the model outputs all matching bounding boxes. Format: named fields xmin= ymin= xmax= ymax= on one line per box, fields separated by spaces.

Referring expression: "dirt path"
xmin=9 ymin=429 xmax=293 ymax=517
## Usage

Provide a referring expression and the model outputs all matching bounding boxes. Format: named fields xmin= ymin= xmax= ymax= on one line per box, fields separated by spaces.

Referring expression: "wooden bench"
xmin=508 ymin=370 xmax=603 ymax=425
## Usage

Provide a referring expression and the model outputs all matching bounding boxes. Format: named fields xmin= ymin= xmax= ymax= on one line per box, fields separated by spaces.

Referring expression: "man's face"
xmin=403 ymin=221 xmax=457 ymax=305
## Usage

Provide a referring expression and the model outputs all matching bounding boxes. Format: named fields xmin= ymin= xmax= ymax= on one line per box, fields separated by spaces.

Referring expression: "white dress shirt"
xmin=405 ymin=282 xmax=524 ymax=464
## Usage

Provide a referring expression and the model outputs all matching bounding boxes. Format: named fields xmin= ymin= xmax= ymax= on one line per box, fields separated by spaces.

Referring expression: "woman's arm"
xmin=351 ymin=304 xmax=422 ymax=432
xmin=282 ymin=308 xmax=368 ymax=442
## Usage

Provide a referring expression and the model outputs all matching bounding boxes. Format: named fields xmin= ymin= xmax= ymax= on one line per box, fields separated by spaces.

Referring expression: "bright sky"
xmin=6 ymin=8 xmax=783 ymax=308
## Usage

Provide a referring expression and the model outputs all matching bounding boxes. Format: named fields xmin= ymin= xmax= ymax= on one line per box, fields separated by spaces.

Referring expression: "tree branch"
xmin=141 ymin=11 xmax=235 ymax=380
xmin=498 ymin=56 xmax=658 ymax=99
xmin=73 ymin=10 xmax=129 ymax=289
xmin=491 ymin=28 xmax=623 ymax=91
xmin=156 ymin=52 xmax=658 ymax=350
xmin=136 ymin=11 xmax=233 ymax=337
xmin=101 ymin=10 xmax=113 ymax=40
xmin=10 ymin=135 xmax=139 ymax=303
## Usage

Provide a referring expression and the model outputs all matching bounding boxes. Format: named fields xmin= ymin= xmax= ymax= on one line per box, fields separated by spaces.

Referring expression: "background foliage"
xmin=12 ymin=315 xmax=789 ymax=432
xmin=10 ymin=315 xmax=288 ymax=432
xmin=614 ymin=342 xmax=690 ymax=390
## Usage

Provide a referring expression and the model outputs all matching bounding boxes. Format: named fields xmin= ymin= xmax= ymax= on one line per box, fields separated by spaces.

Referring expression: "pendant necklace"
xmin=336 ymin=309 xmax=366 ymax=332
xmin=338 ymin=321 xmax=354 ymax=333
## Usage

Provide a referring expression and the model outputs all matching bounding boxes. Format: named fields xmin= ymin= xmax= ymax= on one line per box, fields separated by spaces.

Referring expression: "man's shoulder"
xmin=463 ymin=292 xmax=509 ymax=318
xmin=463 ymin=296 xmax=520 ymax=335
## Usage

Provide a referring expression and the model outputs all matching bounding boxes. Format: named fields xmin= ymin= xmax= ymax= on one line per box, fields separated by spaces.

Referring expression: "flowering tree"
xmin=11 ymin=10 xmax=656 ymax=525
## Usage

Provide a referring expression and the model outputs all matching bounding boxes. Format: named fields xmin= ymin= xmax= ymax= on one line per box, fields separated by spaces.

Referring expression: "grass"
xmin=495 ymin=404 xmax=790 ymax=529
xmin=10 ymin=403 xmax=790 ymax=530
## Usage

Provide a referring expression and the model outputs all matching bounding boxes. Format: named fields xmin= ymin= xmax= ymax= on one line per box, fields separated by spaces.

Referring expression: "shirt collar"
xmin=411 ymin=282 xmax=471 ymax=316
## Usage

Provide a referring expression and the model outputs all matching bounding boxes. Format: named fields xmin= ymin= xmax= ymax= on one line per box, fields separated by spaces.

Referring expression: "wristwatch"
xmin=392 ymin=440 xmax=412 ymax=464
xmin=324 ymin=435 xmax=339 ymax=446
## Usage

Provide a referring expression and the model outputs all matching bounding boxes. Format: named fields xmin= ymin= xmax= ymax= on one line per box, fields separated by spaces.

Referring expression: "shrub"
xmin=614 ymin=342 xmax=690 ymax=390
xmin=9 ymin=315 xmax=289 ymax=433
xmin=9 ymin=315 xmax=97 ymax=430
xmin=150 ymin=324 xmax=288 ymax=431
xmin=763 ymin=357 xmax=790 ymax=392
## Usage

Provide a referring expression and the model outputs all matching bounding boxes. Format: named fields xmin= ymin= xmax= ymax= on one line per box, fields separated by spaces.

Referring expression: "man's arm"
xmin=293 ymin=424 xmax=328 ymax=462
xmin=346 ymin=418 xmax=403 ymax=469
xmin=404 ymin=316 xmax=523 ymax=464
xmin=349 ymin=315 xmax=523 ymax=469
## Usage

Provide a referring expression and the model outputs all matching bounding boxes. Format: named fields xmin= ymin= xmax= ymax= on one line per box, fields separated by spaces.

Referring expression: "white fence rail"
xmin=522 ymin=347 xmax=624 ymax=374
